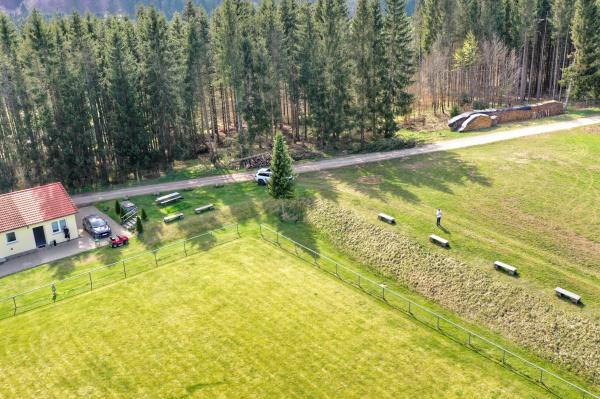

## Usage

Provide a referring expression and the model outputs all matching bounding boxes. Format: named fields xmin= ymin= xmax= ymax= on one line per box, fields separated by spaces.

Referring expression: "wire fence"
xmin=0 ymin=223 xmax=240 ymax=320
xmin=259 ymin=224 xmax=599 ymax=399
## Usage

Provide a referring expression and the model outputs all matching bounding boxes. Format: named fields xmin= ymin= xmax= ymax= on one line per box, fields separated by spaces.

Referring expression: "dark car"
xmin=82 ymin=215 xmax=112 ymax=239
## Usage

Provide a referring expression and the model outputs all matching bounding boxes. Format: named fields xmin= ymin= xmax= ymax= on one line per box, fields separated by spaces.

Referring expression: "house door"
xmin=33 ymin=226 xmax=47 ymax=248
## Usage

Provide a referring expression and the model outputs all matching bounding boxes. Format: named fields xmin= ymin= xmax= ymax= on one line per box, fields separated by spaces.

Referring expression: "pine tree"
xmin=420 ymin=0 xmax=441 ymax=52
xmin=351 ymin=0 xmax=374 ymax=144
xmin=136 ymin=216 xmax=144 ymax=234
xmin=314 ymin=0 xmax=351 ymax=145
xmin=382 ymin=0 xmax=415 ymax=134
xmin=137 ymin=7 xmax=178 ymax=168
xmin=239 ymin=34 xmax=271 ymax=146
xmin=141 ymin=208 xmax=148 ymax=221
xmin=21 ymin=10 xmax=55 ymax=183
xmin=567 ymin=0 xmax=600 ymax=99
xmin=115 ymin=199 xmax=121 ymax=215
xmin=500 ymin=0 xmax=518 ymax=48
xmin=370 ymin=0 xmax=392 ymax=137
xmin=268 ymin=132 xmax=294 ymax=199
xmin=453 ymin=31 xmax=479 ymax=68
xmin=280 ymin=0 xmax=301 ymax=140
xmin=104 ymin=17 xmax=148 ymax=181
xmin=257 ymin=0 xmax=283 ymax=139
xmin=297 ymin=2 xmax=320 ymax=141
xmin=0 ymin=159 xmax=17 ymax=192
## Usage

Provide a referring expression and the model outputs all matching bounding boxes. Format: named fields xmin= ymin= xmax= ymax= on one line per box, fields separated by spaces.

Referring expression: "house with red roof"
xmin=0 ymin=183 xmax=79 ymax=261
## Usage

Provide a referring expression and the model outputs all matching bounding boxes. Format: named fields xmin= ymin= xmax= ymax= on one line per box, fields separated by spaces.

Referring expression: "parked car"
xmin=255 ymin=168 xmax=272 ymax=185
xmin=110 ymin=235 xmax=129 ymax=248
xmin=82 ymin=215 xmax=112 ymax=239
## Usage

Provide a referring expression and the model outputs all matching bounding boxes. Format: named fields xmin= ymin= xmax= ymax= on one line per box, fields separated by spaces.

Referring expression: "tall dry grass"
xmin=304 ymin=199 xmax=600 ymax=382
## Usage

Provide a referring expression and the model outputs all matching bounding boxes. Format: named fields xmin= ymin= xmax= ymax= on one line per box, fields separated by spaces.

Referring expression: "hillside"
xmin=0 ymin=0 xmax=417 ymax=17
xmin=0 ymin=0 xmax=222 ymax=17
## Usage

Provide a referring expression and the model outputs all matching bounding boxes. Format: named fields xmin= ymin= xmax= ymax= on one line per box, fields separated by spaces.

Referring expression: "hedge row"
xmin=304 ymin=199 xmax=600 ymax=381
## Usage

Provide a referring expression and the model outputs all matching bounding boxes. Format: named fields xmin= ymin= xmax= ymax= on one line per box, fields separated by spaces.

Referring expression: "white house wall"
xmin=0 ymin=214 xmax=79 ymax=259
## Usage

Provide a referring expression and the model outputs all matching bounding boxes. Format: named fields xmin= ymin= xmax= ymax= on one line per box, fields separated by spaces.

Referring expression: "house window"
xmin=6 ymin=232 xmax=16 ymax=244
xmin=51 ymin=219 xmax=67 ymax=234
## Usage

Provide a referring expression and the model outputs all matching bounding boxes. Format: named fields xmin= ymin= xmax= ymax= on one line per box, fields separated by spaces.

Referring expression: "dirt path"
xmin=73 ymin=115 xmax=600 ymax=206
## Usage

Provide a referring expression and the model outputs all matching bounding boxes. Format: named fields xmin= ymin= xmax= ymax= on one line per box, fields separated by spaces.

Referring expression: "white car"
xmin=255 ymin=168 xmax=272 ymax=185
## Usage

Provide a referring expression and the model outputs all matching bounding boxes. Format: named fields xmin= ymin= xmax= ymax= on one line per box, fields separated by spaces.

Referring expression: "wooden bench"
xmin=156 ymin=192 xmax=183 ymax=206
xmin=163 ymin=213 xmax=184 ymax=223
xmin=195 ymin=204 xmax=215 ymax=214
xmin=378 ymin=213 xmax=395 ymax=225
xmin=555 ymin=287 xmax=581 ymax=304
xmin=429 ymin=234 xmax=449 ymax=248
xmin=494 ymin=261 xmax=518 ymax=276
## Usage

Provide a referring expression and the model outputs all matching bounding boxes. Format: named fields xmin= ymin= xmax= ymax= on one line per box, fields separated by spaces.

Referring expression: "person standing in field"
xmin=436 ymin=208 xmax=442 ymax=226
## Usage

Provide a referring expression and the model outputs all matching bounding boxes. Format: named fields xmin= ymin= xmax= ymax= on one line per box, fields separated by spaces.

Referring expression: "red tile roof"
xmin=0 ymin=183 xmax=78 ymax=233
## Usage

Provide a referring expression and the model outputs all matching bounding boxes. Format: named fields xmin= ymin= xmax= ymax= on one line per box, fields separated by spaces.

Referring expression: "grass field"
xmin=1 ymin=124 xmax=600 ymax=395
xmin=0 ymin=237 xmax=555 ymax=398
xmin=301 ymin=125 xmax=600 ymax=318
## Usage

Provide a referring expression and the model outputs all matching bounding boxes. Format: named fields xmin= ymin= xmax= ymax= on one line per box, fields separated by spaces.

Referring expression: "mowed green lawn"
xmin=301 ymin=126 xmax=600 ymax=317
xmin=0 ymin=238 xmax=551 ymax=398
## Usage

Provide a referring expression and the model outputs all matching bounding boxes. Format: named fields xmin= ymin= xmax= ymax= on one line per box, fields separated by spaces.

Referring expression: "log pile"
xmin=230 ymin=152 xmax=272 ymax=170
xmin=458 ymin=114 xmax=493 ymax=132
xmin=449 ymin=100 xmax=564 ymax=132
xmin=495 ymin=106 xmax=533 ymax=124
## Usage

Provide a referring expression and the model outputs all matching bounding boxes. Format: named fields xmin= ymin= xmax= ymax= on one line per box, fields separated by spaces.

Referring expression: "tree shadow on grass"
xmin=303 ymin=151 xmax=492 ymax=208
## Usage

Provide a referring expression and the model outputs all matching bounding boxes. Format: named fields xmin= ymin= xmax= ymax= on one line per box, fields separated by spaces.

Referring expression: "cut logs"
xmin=448 ymin=100 xmax=564 ymax=132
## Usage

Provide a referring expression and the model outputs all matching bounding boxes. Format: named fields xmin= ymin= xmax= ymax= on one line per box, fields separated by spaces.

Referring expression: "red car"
xmin=110 ymin=235 xmax=129 ymax=248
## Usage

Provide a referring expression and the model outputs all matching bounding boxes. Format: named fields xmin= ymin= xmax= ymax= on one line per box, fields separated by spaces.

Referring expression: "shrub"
xmin=450 ymin=104 xmax=461 ymax=118
xmin=303 ymin=199 xmax=600 ymax=380
xmin=114 ymin=200 xmax=120 ymax=216
xmin=472 ymin=100 xmax=489 ymax=110
xmin=351 ymin=136 xmax=420 ymax=154
xmin=141 ymin=208 xmax=148 ymax=221
xmin=459 ymin=92 xmax=470 ymax=106
xmin=136 ymin=216 xmax=143 ymax=234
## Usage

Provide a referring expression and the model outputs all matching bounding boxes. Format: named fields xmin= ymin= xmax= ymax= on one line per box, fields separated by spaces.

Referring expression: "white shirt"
xmin=436 ymin=209 xmax=442 ymax=218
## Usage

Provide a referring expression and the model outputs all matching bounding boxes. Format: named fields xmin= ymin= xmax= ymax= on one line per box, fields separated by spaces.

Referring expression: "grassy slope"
xmin=301 ymin=125 xmax=600 ymax=319
xmin=0 ymin=238 xmax=550 ymax=398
